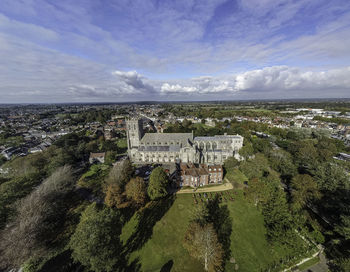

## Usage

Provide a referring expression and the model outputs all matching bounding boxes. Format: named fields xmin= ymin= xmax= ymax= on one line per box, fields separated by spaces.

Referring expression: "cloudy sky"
xmin=1 ymin=0 xmax=350 ymax=103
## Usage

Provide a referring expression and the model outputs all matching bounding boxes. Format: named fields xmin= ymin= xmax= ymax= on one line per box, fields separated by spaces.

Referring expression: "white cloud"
xmin=159 ymin=66 xmax=350 ymax=98
xmin=112 ymin=70 xmax=155 ymax=93
xmin=160 ymin=83 xmax=198 ymax=94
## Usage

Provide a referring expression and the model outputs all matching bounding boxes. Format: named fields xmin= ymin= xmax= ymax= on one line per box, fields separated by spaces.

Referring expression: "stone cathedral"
xmin=126 ymin=119 xmax=243 ymax=164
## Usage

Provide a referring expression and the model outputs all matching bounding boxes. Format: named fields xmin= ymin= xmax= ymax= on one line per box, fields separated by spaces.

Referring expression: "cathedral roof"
xmin=140 ymin=132 xmax=193 ymax=146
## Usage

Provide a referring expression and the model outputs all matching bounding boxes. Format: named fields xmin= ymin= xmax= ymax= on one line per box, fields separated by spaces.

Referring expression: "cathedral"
xmin=126 ymin=119 xmax=243 ymax=165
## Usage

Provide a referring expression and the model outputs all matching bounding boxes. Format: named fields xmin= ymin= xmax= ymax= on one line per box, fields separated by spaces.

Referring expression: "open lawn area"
xmin=225 ymin=168 xmax=248 ymax=187
xmin=121 ymin=191 xmax=306 ymax=272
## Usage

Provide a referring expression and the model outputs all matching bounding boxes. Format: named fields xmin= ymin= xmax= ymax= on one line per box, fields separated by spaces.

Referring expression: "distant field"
xmin=121 ymin=191 xmax=304 ymax=272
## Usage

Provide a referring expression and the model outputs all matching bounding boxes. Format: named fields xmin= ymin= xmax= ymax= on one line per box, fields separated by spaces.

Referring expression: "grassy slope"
xmin=121 ymin=191 xmax=301 ymax=272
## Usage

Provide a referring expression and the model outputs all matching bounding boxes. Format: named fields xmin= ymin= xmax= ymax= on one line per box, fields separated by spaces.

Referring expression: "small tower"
xmin=126 ymin=119 xmax=143 ymax=150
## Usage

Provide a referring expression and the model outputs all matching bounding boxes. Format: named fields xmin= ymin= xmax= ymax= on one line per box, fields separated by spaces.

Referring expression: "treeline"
xmin=313 ymin=115 xmax=350 ymax=125
xmin=0 ymin=134 xmax=172 ymax=272
xmin=60 ymin=108 xmax=128 ymax=125
xmin=222 ymin=120 xmax=350 ymax=271
xmin=0 ymin=132 xmax=127 ymax=230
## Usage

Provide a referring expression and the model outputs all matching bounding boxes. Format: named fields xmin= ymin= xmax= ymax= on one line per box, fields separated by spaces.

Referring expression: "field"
xmin=121 ymin=191 xmax=302 ymax=272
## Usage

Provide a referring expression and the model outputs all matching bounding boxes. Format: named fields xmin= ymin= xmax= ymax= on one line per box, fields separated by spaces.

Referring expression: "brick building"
xmin=180 ymin=163 xmax=223 ymax=187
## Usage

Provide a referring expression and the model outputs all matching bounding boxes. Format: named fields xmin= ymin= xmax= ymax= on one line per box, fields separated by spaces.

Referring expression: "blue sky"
xmin=0 ymin=0 xmax=350 ymax=102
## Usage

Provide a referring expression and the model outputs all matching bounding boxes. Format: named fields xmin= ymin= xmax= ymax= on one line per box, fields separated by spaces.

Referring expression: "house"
xmin=89 ymin=152 xmax=106 ymax=164
xmin=180 ymin=163 xmax=223 ymax=187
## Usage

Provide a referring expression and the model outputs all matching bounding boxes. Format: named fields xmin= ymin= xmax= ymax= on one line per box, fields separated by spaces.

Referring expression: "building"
xmin=127 ymin=119 xmax=243 ymax=164
xmin=180 ymin=163 xmax=223 ymax=187
xmin=89 ymin=152 xmax=105 ymax=164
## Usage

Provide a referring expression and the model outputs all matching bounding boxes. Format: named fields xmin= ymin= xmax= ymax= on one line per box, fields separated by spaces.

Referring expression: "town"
xmin=0 ymin=100 xmax=349 ymax=272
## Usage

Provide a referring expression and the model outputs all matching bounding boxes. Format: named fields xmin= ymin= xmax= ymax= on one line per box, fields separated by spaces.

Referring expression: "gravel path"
xmin=176 ymin=182 xmax=233 ymax=194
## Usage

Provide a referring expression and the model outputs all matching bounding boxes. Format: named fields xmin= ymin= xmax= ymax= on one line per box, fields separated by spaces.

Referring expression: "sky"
xmin=1 ymin=0 xmax=350 ymax=103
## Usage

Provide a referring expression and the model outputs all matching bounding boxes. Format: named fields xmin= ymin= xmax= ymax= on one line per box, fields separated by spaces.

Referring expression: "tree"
xmin=262 ymin=187 xmax=294 ymax=244
xmin=183 ymin=222 xmax=224 ymax=272
xmin=315 ymin=162 xmax=348 ymax=192
xmin=69 ymin=203 xmax=123 ymax=272
xmin=335 ymin=215 xmax=350 ymax=240
xmin=290 ymin=174 xmax=320 ymax=210
xmin=244 ymin=178 xmax=271 ymax=207
xmin=106 ymin=159 xmax=133 ymax=188
xmin=105 ymin=183 xmax=130 ymax=209
xmin=268 ymin=149 xmax=297 ymax=181
xmin=238 ymin=141 xmax=254 ymax=159
xmin=252 ymin=138 xmax=271 ymax=155
xmin=147 ymin=167 xmax=168 ymax=200
xmin=0 ymin=166 xmax=75 ymax=269
xmin=239 ymin=153 xmax=269 ymax=180
xmin=223 ymin=157 xmax=239 ymax=170
xmin=294 ymin=140 xmax=319 ymax=174
xmin=0 ymin=154 xmax=6 ymax=166
xmin=125 ymin=177 xmax=147 ymax=207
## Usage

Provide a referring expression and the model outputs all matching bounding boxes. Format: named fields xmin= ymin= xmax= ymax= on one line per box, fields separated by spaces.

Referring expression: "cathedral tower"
xmin=126 ymin=119 xmax=143 ymax=150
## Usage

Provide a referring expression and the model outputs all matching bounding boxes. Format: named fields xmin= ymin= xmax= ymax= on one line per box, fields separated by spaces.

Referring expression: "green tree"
xmin=244 ymin=178 xmax=271 ymax=207
xmin=238 ymin=141 xmax=254 ymax=159
xmin=183 ymin=222 xmax=224 ymax=272
xmin=262 ymin=187 xmax=294 ymax=244
xmin=315 ymin=162 xmax=348 ymax=192
xmin=294 ymin=140 xmax=319 ymax=174
xmin=223 ymin=157 xmax=239 ymax=171
xmin=290 ymin=174 xmax=320 ymax=210
xmin=268 ymin=149 xmax=297 ymax=181
xmin=69 ymin=203 xmax=123 ymax=272
xmin=147 ymin=167 xmax=168 ymax=200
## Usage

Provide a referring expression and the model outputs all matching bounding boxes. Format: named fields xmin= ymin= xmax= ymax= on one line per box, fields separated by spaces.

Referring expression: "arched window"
xmin=212 ymin=142 xmax=217 ymax=150
xmin=206 ymin=142 xmax=211 ymax=150
xmin=199 ymin=142 xmax=204 ymax=150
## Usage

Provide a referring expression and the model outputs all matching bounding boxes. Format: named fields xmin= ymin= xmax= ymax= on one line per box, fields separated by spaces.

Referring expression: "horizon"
xmin=1 ymin=0 xmax=350 ymax=102
xmin=1 ymin=97 xmax=350 ymax=106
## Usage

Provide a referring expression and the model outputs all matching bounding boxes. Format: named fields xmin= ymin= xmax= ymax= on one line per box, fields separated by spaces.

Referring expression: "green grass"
xmin=77 ymin=164 xmax=110 ymax=195
xmin=225 ymin=168 xmax=248 ymax=187
xmin=297 ymin=256 xmax=320 ymax=271
xmin=117 ymin=138 xmax=127 ymax=149
xmin=121 ymin=191 xmax=304 ymax=272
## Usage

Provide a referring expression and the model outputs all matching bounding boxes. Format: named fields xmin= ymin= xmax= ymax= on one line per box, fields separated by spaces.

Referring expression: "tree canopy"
xmin=147 ymin=167 xmax=168 ymax=200
xmin=69 ymin=203 xmax=123 ymax=272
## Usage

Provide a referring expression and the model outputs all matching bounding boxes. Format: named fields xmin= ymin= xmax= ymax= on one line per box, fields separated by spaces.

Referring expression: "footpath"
xmin=176 ymin=182 xmax=233 ymax=194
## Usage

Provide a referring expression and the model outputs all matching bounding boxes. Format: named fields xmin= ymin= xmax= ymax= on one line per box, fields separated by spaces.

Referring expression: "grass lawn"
xmin=225 ymin=168 xmax=248 ymax=187
xmin=121 ymin=191 xmax=305 ymax=272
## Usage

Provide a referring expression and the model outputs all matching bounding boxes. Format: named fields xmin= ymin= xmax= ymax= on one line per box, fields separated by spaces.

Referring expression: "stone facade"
xmin=127 ymin=119 xmax=243 ymax=164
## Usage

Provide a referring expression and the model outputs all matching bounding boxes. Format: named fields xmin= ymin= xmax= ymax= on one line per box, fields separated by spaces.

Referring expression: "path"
xmin=176 ymin=182 xmax=233 ymax=194
xmin=302 ymin=253 xmax=328 ymax=272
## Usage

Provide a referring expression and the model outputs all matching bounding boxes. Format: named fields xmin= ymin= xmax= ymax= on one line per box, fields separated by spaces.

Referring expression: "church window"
xmin=206 ymin=142 xmax=211 ymax=150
